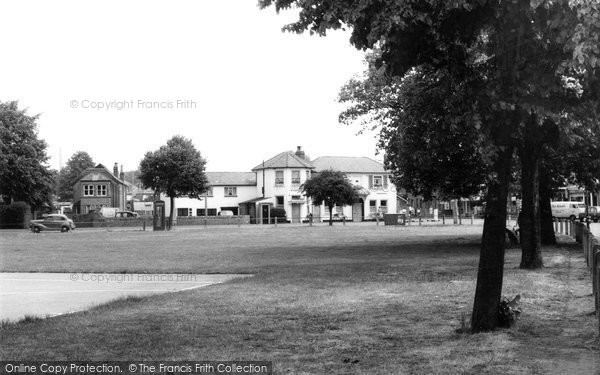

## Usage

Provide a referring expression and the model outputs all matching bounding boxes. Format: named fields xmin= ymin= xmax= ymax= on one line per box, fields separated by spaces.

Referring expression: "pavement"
xmin=0 ymin=273 xmax=249 ymax=322
xmin=589 ymin=223 xmax=600 ymax=237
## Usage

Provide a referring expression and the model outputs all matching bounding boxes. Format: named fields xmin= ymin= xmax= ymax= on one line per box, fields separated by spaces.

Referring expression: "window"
xmin=292 ymin=170 xmax=301 ymax=184
xmin=306 ymin=170 xmax=310 ymax=181
xmin=369 ymin=200 xmax=377 ymax=214
xmin=275 ymin=170 xmax=284 ymax=186
xmin=276 ymin=196 xmax=284 ymax=208
xmin=96 ymin=184 xmax=107 ymax=196
xmin=336 ymin=206 xmax=343 ymax=214
xmin=224 ymin=187 xmax=237 ymax=197
xmin=177 ymin=208 xmax=191 ymax=216
xmin=373 ymin=175 xmax=383 ymax=188
xmin=198 ymin=208 xmax=218 ymax=216
xmin=83 ymin=185 xmax=94 ymax=196
xmin=292 ymin=195 xmax=301 ymax=200
xmin=204 ymin=186 xmax=213 ymax=196
xmin=380 ymin=200 xmax=388 ymax=214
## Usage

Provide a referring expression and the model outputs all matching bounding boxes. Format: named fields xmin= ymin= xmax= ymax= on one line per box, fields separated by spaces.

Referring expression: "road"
xmin=0 ymin=273 xmax=249 ymax=322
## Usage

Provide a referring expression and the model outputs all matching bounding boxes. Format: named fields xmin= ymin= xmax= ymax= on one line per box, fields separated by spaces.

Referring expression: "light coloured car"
xmin=219 ymin=210 xmax=234 ymax=216
xmin=29 ymin=214 xmax=76 ymax=233
xmin=115 ymin=211 xmax=139 ymax=218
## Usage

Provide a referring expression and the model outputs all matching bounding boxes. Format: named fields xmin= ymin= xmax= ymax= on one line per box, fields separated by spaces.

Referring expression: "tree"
xmin=340 ymin=61 xmax=489 ymax=201
xmin=301 ymin=169 xmax=358 ymax=226
xmin=57 ymin=151 xmax=95 ymax=201
xmin=0 ymin=101 xmax=55 ymax=210
xmin=138 ymin=135 xmax=208 ymax=229
xmin=261 ymin=0 xmax=600 ymax=331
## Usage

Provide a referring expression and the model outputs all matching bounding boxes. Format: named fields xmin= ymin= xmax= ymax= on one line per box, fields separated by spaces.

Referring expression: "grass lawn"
xmin=0 ymin=224 xmax=598 ymax=374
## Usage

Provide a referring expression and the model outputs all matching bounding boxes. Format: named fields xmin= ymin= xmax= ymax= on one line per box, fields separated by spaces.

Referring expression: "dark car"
xmin=30 ymin=214 xmax=76 ymax=233
xmin=588 ymin=206 xmax=600 ymax=222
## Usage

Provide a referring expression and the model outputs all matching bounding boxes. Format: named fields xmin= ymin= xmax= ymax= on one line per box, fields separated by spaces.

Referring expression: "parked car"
xmin=29 ymin=214 xmax=76 ymax=233
xmin=114 ymin=211 xmax=139 ymax=218
xmin=219 ymin=210 xmax=234 ymax=216
xmin=587 ymin=206 xmax=600 ymax=222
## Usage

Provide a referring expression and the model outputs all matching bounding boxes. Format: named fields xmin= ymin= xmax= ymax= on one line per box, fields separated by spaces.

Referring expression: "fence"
xmin=555 ymin=219 xmax=600 ymax=335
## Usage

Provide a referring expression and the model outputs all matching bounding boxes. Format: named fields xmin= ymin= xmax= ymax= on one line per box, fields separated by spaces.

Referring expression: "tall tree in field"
xmin=138 ymin=135 xmax=208 ymax=229
xmin=261 ymin=0 xmax=600 ymax=331
xmin=0 ymin=101 xmax=55 ymax=209
xmin=57 ymin=151 xmax=95 ymax=201
xmin=301 ymin=169 xmax=358 ymax=226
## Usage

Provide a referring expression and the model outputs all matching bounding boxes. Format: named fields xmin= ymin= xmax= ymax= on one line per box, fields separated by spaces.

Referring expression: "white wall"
xmin=164 ymin=185 xmax=258 ymax=217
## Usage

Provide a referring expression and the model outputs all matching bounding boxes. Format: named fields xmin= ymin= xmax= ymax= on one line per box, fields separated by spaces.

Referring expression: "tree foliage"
xmin=301 ymin=169 xmax=358 ymax=226
xmin=57 ymin=151 xmax=95 ymax=201
xmin=340 ymin=61 xmax=489 ymax=200
xmin=138 ymin=135 xmax=208 ymax=229
xmin=262 ymin=0 xmax=600 ymax=331
xmin=0 ymin=101 xmax=55 ymax=209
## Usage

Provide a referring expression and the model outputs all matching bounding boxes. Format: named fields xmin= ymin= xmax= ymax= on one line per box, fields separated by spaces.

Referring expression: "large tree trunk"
xmin=169 ymin=195 xmax=174 ymax=230
xmin=471 ymin=145 xmax=514 ymax=332
xmin=518 ymin=119 xmax=543 ymax=269
xmin=539 ymin=164 xmax=556 ymax=245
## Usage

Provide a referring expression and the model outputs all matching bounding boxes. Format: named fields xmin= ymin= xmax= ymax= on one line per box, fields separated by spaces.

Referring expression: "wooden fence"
xmin=556 ymin=219 xmax=600 ymax=335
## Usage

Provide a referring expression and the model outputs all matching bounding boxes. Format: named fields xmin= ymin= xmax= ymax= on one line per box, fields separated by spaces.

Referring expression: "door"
xmin=261 ymin=204 xmax=270 ymax=224
xmin=292 ymin=204 xmax=301 ymax=223
xmin=352 ymin=202 xmax=363 ymax=222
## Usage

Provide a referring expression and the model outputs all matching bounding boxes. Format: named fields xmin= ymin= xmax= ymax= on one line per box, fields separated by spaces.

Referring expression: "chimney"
xmin=113 ymin=163 xmax=119 ymax=177
xmin=119 ymin=165 xmax=125 ymax=181
xmin=295 ymin=146 xmax=306 ymax=160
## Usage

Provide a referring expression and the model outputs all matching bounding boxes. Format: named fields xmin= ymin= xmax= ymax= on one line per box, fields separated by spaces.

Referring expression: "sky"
xmin=2 ymin=0 xmax=379 ymax=173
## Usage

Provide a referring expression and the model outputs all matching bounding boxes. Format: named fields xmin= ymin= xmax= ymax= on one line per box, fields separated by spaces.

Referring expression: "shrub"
xmin=0 ymin=202 xmax=29 ymax=229
xmin=270 ymin=208 xmax=286 ymax=218
xmin=270 ymin=208 xmax=287 ymax=224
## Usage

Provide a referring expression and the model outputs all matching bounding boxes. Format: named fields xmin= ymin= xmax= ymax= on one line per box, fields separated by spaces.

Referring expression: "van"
xmin=550 ymin=201 xmax=586 ymax=220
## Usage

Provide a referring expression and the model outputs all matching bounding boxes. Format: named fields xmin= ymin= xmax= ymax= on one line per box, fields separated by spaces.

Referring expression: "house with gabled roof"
xmin=72 ymin=163 xmax=128 ymax=214
xmin=312 ymin=156 xmax=396 ymax=221
xmin=250 ymin=146 xmax=315 ymax=223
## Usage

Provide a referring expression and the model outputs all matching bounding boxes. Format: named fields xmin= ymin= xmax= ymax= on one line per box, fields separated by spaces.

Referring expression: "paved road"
xmin=0 ymin=273 xmax=249 ymax=322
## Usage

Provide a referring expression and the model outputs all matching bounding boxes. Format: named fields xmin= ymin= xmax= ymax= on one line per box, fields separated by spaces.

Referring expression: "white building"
xmin=311 ymin=156 xmax=397 ymax=221
xmin=166 ymin=147 xmax=398 ymax=223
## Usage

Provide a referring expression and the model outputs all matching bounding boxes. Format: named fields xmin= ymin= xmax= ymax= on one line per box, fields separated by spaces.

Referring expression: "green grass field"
xmin=1 ymin=224 xmax=598 ymax=374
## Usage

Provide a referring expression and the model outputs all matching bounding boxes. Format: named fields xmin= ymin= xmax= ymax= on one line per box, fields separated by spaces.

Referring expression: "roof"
xmin=77 ymin=164 xmax=126 ymax=185
xmin=206 ymin=172 xmax=256 ymax=186
xmin=252 ymin=151 xmax=314 ymax=171
xmin=311 ymin=156 xmax=387 ymax=173
xmin=239 ymin=196 xmax=273 ymax=204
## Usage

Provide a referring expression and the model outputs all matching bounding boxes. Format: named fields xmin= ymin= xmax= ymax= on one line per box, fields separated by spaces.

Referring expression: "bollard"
xmin=442 ymin=214 xmax=445 ymax=225
xmin=459 ymin=214 xmax=462 ymax=226
xmin=419 ymin=216 xmax=421 ymax=226
xmin=376 ymin=215 xmax=379 ymax=226
xmin=143 ymin=220 xmax=146 ymax=231
xmin=559 ymin=220 xmax=563 ymax=234
xmin=343 ymin=216 xmax=346 ymax=226
xmin=274 ymin=217 xmax=277 ymax=228
xmin=471 ymin=214 xmax=474 ymax=225
xmin=238 ymin=216 xmax=241 ymax=228
xmin=309 ymin=216 xmax=313 ymax=227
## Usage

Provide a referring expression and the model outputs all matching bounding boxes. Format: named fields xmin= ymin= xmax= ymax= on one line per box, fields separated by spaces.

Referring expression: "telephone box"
xmin=153 ymin=200 xmax=166 ymax=231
